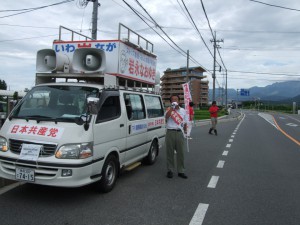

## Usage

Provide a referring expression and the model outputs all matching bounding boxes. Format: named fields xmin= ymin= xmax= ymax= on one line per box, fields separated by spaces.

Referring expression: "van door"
xmin=123 ymin=93 xmax=148 ymax=164
xmin=93 ymin=91 xmax=126 ymax=165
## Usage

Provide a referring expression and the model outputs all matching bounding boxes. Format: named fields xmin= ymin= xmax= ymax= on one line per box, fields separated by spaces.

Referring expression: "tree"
xmin=0 ymin=79 xmax=7 ymax=90
xmin=13 ymin=91 xmax=18 ymax=101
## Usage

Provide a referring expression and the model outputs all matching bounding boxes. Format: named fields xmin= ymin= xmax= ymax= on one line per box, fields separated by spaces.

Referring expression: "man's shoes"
xmin=167 ymin=171 xmax=173 ymax=178
xmin=209 ymin=128 xmax=213 ymax=134
xmin=178 ymin=173 xmax=188 ymax=179
xmin=214 ymin=129 xmax=218 ymax=136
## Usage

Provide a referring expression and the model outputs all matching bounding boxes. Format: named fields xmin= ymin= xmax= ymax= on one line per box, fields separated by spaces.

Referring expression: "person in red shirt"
xmin=187 ymin=102 xmax=194 ymax=139
xmin=208 ymin=101 xmax=219 ymax=135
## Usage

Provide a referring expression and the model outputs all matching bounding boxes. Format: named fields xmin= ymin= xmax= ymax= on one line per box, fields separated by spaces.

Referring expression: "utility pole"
xmin=91 ymin=0 xmax=99 ymax=40
xmin=210 ymin=31 xmax=223 ymax=102
xmin=225 ymin=70 xmax=228 ymax=109
xmin=236 ymin=89 xmax=239 ymax=109
xmin=186 ymin=50 xmax=189 ymax=82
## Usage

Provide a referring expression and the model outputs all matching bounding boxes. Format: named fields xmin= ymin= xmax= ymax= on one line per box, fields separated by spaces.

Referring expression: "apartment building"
xmin=160 ymin=66 xmax=209 ymax=107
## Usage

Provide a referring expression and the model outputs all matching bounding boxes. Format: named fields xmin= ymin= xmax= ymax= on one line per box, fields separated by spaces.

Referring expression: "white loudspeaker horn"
xmin=36 ymin=49 xmax=70 ymax=72
xmin=36 ymin=49 xmax=56 ymax=72
xmin=72 ymin=48 xmax=106 ymax=73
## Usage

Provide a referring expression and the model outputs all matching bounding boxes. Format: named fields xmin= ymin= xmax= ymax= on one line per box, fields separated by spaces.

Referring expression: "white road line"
xmin=286 ymin=123 xmax=298 ymax=127
xmin=207 ymin=176 xmax=219 ymax=188
xmin=258 ymin=113 xmax=277 ymax=128
xmin=0 ymin=182 xmax=24 ymax=195
xmin=229 ymin=139 xmax=233 ymax=142
xmin=232 ymin=132 xmax=236 ymax=135
xmin=226 ymin=144 xmax=231 ymax=148
xmin=222 ymin=150 xmax=228 ymax=156
xmin=286 ymin=115 xmax=300 ymax=123
xmin=189 ymin=203 xmax=209 ymax=225
xmin=231 ymin=135 xmax=234 ymax=138
xmin=217 ymin=160 xmax=225 ymax=168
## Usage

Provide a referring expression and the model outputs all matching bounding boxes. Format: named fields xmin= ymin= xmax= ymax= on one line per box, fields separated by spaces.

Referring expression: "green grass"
xmin=194 ymin=109 xmax=227 ymax=120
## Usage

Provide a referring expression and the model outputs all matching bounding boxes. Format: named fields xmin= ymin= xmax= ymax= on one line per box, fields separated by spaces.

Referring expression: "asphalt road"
xmin=0 ymin=110 xmax=299 ymax=225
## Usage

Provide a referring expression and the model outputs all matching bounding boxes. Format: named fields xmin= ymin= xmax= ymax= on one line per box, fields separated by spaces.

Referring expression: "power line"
xmin=227 ymin=70 xmax=300 ymax=77
xmin=126 ymin=0 xmax=212 ymax=75
xmin=121 ymin=0 xmax=186 ymax=58
xmin=0 ymin=23 xmax=58 ymax=29
xmin=175 ymin=0 xmax=193 ymax=25
xmin=0 ymin=0 xmax=74 ymax=19
xmin=223 ymin=46 xmax=300 ymax=51
xmin=199 ymin=0 xmax=226 ymax=71
xmin=198 ymin=0 xmax=226 ymax=99
xmin=0 ymin=1 xmax=73 ymax=12
xmin=180 ymin=0 xmax=214 ymax=59
xmin=0 ymin=34 xmax=60 ymax=43
xmin=249 ymin=0 xmax=300 ymax=12
xmin=134 ymin=0 xmax=187 ymax=55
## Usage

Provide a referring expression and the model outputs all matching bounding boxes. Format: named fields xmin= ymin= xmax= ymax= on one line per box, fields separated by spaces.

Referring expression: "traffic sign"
xmin=240 ymin=89 xmax=250 ymax=96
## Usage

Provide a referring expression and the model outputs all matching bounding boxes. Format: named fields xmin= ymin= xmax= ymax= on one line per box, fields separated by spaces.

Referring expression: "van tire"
xmin=97 ymin=154 xmax=118 ymax=193
xmin=143 ymin=140 xmax=158 ymax=165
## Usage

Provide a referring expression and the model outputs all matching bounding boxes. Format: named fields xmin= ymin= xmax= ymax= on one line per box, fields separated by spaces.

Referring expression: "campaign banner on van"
xmin=131 ymin=122 xmax=148 ymax=134
xmin=117 ymin=42 xmax=157 ymax=84
xmin=53 ymin=40 xmax=157 ymax=85
xmin=147 ymin=118 xmax=165 ymax=129
xmin=8 ymin=124 xmax=64 ymax=139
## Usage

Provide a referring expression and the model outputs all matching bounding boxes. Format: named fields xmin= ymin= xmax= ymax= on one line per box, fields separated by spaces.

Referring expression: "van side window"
xmin=97 ymin=96 xmax=121 ymax=122
xmin=124 ymin=94 xmax=145 ymax=121
xmin=144 ymin=95 xmax=164 ymax=118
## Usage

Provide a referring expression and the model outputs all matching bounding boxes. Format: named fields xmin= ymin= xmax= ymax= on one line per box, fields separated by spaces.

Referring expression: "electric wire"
xmin=0 ymin=0 xmax=74 ymax=19
xmin=175 ymin=0 xmax=194 ymax=27
xmin=121 ymin=0 xmax=186 ymax=59
xmin=199 ymin=0 xmax=226 ymax=71
xmin=129 ymin=0 xmax=212 ymax=75
xmin=199 ymin=0 xmax=226 ymax=91
xmin=228 ymin=70 xmax=300 ymax=77
xmin=249 ymin=0 xmax=300 ymax=12
xmin=180 ymin=0 xmax=214 ymax=59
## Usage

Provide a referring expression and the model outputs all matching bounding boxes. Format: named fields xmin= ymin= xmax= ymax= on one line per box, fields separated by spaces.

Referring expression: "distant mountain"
xmin=210 ymin=81 xmax=300 ymax=102
xmin=282 ymin=94 xmax=300 ymax=104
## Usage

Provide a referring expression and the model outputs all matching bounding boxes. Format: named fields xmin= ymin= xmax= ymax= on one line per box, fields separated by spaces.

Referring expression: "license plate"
xmin=15 ymin=167 xmax=35 ymax=182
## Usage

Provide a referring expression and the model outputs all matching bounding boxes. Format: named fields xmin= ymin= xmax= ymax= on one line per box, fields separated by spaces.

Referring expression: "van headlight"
xmin=0 ymin=136 xmax=8 ymax=152
xmin=55 ymin=142 xmax=93 ymax=159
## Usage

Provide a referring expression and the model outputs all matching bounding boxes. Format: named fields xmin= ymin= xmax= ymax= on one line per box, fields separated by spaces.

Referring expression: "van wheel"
xmin=97 ymin=154 xmax=118 ymax=193
xmin=143 ymin=141 xmax=158 ymax=165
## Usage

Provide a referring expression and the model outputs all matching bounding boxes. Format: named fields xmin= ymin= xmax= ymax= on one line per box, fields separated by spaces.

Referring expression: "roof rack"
xmin=58 ymin=25 xmax=93 ymax=41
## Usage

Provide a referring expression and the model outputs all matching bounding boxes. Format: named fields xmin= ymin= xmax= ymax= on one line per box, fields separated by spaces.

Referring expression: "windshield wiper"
xmin=23 ymin=115 xmax=58 ymax=124
xmin=10 ymin=115 xmax=79 ymax=124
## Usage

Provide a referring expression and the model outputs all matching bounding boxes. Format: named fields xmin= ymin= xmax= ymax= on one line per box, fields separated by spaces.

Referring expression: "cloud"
xmin=0 ymin=0 xmax=299 ymax=92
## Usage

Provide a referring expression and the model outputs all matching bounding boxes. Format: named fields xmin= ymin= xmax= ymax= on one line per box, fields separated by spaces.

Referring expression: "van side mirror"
xmin=87 ymin=97 xmax=99 ymax=115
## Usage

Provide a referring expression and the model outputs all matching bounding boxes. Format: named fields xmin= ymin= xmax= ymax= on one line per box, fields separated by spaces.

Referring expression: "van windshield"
xmin=11 ymin=85 xmax=99 ymax=122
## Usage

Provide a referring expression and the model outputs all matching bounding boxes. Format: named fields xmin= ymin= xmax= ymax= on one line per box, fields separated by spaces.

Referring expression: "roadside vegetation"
xmin=241 ymin=101 xmax=299 ymax=114
xmin=194 ymin=107 xmax=227 ymax=120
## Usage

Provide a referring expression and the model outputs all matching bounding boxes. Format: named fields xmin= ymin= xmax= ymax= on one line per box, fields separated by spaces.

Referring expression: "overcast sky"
xmin=1 ymin=0 xmax=300 ymax=92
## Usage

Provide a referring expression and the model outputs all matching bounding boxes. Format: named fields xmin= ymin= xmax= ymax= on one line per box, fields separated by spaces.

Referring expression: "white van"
xmin=0 ymin=24 xmax=165 ymax=192
xmin=0 ymin=83 xmax=165 ymax=192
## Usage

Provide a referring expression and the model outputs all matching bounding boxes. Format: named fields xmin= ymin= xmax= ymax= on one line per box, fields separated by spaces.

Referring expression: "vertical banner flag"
xmin=182 ymin=82 xmax=191 ymax=119
xmin=182 ymin=83 xmax=191 ymax=151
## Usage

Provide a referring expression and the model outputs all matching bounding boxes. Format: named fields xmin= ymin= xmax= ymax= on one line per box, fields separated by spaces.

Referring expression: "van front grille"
xmin=9 ymin=139 xmax=57 ymax=157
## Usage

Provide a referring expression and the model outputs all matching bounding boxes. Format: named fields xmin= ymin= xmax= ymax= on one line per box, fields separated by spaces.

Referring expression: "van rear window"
xmin=144 ymin=95 xmax=164 ymax=118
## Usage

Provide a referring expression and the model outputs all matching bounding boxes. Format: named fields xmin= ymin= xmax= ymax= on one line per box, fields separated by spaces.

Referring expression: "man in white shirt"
xmin=165 ymin=95 xmax=188 ymax=179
